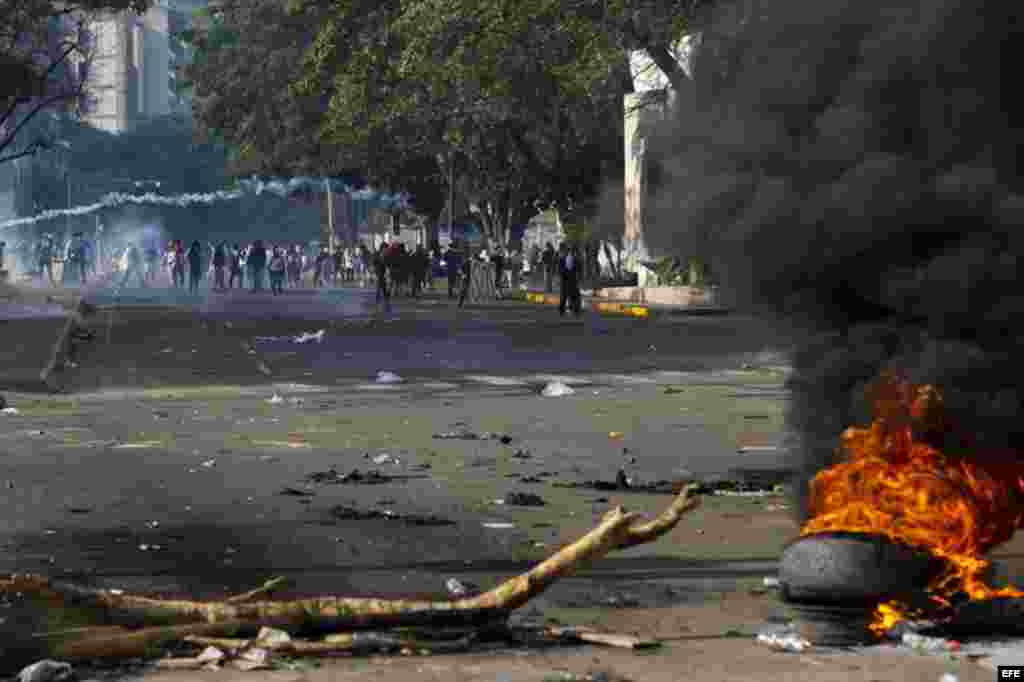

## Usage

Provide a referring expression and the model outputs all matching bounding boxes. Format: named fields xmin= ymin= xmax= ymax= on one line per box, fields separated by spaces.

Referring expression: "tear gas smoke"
xmin=0 ymin=176 xmax=409 ymax=232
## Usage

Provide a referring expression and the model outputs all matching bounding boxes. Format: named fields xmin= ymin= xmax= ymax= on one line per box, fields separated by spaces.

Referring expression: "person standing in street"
xmin=120 ymin=242 xmax=146 ymax=288
xmin=373 ymin=242 xmax=391 ymax=308
xmin=558 ymin=242 xmax=582 ymax=317
xmin=269 ymin=246 xmax=287 ymax=295
xmin=542 ymin=242 xmax=556 ymax=293
xmin=144 ymin=241 xmax=159 ymax=285
xmin=445 ymin=243 xmax=462 ymax=299
xmin=248 ymin=240 xmax=267 ymax=292
xmin=212 ymin=242 xmax=227 ymax=291
xmin=313 ymin=246 xmax=329 ymax=288
xmin=228 ymin=244 xmax=243 ymax=289
xmin=457 ymin=244 xmax=473 ymax=307
xmin=491 ymin=246 xmax=505 ymax=297
xmin=36 ymin=236 xmax=55 ymax=286
xmin=186 ymin=240 xmax=203 ymax=295
xmin=289 ymin=245 xmax=304 ymax=289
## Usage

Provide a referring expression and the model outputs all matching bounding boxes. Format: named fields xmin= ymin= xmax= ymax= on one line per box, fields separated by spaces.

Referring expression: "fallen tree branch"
xmin=1 ymin=487 xmax=700 ymax=663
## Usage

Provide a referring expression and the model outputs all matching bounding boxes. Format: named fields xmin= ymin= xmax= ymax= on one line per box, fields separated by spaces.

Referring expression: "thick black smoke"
xmin=642 ymin=0 xmax=1024 ymax=519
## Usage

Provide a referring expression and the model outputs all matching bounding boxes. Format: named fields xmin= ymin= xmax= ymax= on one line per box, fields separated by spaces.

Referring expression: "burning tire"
xmin=779 ymin=531 xmax=944 ymax=605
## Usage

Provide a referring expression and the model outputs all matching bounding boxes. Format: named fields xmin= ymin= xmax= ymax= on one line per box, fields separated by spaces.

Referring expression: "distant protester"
xmin=186 ymin=240 xmax=203 ymax=294
xmin=248 ymin=240 xmax=267 ymax=292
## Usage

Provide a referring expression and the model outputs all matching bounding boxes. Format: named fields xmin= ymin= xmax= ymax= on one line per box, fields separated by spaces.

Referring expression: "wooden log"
xmin=1 ymin=487 xmax=700 ymax=662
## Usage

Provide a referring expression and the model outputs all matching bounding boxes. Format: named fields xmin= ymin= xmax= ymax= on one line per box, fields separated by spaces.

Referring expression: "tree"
xmin=183 ymin=0 xmax=343 ymax=178
xmin=0 ymin=0 xmax=153 ymax=165
xmin=292 ymin=0 xmax=631 ymax=247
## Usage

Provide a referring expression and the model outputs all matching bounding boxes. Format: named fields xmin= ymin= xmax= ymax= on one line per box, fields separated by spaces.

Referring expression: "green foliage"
xmin=643 ymin=256 xmax=688 ymax=286
xmin=188 ymin=0 xmax=703 ymax=244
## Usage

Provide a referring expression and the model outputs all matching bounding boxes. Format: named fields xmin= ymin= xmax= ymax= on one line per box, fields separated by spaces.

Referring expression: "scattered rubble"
xmin=541 ymin=381 xmax=575 ymax=397
xmin=444 ymin=578 xmax=481 ymax=597
xmin=304 ymin=468 xmax=407 ymax=485
xmin=329 ymin=505 xmax=455 ymax=526
xmin=756 ymin=628 xmax=812 ymax=653
xmin=433 ymin=429 xmax=514 ymax=443
xmin=554 ymin=471 xmax=687 ymax=495
xmin=901 ymin=632 xmax=961 ymax=654
xmin=279 ymin=486 xmax=316 ymax=497
xmin=18 ymin=660 xmax=73 ymax=682
xmin=503 ymin=492 xmax=547 ymax=507
xmin=254 ymin=330 xmax=326 ymax=344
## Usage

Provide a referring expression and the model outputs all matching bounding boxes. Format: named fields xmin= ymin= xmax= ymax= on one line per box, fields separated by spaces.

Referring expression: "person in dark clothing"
xmin=314 ymin=247 xmax=330 ymax=288
xmin=248 ymin=240 xmax=267 ymax=291
xmin=445 ymin=244 xmax=463 ymax=298
xmin=457 ymin=247 xmax=473 ymax=307
xmin=36 ymin=236 xmax=55 ymax=285
xmin=228 ymin=244 xmax=243 ymax=289
xmin=491 ymin=247 xmax=505 ymax=295
xmin=411 ymin=245 xmax=430 ymax=297
xmin=172 ymin=240 xmax=186 ymax=288
xmin=186 ymin=240 xmax=203 ymax=294
xmin=541 ymin=242 xmax=556 ymax=293
xmin=212 ymin=242 xmax=227 ymax=290
xmin=558 ymin=242 xmax=582 ymax=317
xmin=373 ymin=243 xmax=390 ymax=306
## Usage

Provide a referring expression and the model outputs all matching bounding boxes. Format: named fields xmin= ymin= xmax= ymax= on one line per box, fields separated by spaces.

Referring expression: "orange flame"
xmin=800 ymin=371 xmax=1024 ymax=633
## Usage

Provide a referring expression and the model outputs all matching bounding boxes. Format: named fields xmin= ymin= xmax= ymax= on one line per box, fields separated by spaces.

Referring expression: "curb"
xmin=525 ymin=291 xmax=651 ymax=318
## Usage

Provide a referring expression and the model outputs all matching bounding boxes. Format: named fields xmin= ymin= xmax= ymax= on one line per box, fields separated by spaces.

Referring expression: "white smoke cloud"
xmin=0 ymin=176 xmax=411 ymax=233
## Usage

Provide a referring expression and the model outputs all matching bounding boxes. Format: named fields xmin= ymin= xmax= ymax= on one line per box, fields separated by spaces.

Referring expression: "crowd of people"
xmin=3 ymin=229 xmax=586 ymax=316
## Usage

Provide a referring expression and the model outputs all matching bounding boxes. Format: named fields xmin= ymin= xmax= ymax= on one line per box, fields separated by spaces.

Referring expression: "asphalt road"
xmin=0 ymin=283 xmax=798 ymax=670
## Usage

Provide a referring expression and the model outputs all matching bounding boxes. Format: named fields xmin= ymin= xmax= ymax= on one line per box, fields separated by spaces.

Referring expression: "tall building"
xmin=82 ymin=1 xmax=173 ymax=132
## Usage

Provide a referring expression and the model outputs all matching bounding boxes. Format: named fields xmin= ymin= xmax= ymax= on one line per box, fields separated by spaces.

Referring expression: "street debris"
xmin=375 ymin=371 xmax=404 ymax=384
xmin=554 ymin=471 xmax=687 ymax=495
xmin=294 ymin=330 xmax=326 ymax=344
xmin=504 ymin=492 xmax=547 ymax=507
xmin=756 ymin=628 xmax=812 ymax=653
xmin=444 ymin=577 xmax=481 ymax=597
xmin=328 ymin=505 xmax=455 ymax=526
xmin=737 ymin=445 xmax=782 ymax=454
xmin=279 ymin=486 xmax=316 ymax=497
xmin=546 ymin=626 xmax=660 ymax=651
xmin=254 ymin=330 xmax=326 ymax=344
xmin=433 ymin=429 xmax=514 ymax=442
xmin=18 ymin=660 xmax=73 ymax=682
xmin=901 ymin=632 xmax=961 ymax=653
xmin=541 ymin=381 xmax=575 ymax=397
xmin=304 ymin=467 xmax=417 ymax=485
xmin=0 ymin=487 xmax=700 ymax=667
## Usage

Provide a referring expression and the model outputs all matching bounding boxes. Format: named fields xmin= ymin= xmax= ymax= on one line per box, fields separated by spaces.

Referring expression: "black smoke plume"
xmin=643 ymin=0 xmax=1024 ymax=520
